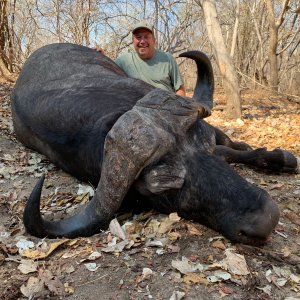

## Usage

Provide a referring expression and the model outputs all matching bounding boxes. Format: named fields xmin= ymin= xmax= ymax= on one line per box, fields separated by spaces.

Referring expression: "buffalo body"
xmin=11 ymin=43 xmax=298 ymax=244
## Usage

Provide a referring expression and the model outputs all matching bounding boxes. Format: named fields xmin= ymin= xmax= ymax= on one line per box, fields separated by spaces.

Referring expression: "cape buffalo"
xmin=11 ymin=43 xmax=298 ymax=245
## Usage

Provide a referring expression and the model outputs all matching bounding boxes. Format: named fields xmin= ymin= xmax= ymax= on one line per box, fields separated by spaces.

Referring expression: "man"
xmin=98 ymin=20 xmax=186 ymax=96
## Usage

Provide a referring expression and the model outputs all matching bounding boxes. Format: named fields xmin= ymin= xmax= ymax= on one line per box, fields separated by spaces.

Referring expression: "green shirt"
xmin=115 ymin=49 xmax=184 ymax=92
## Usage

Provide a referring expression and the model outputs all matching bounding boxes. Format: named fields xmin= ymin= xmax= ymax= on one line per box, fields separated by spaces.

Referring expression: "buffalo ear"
xmin=138 ymin=163 xmax=187 ymax=194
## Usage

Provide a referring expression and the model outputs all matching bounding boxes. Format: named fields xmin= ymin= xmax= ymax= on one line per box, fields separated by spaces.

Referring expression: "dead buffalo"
xmin=11 ymin=43 xmax=298 ymax=245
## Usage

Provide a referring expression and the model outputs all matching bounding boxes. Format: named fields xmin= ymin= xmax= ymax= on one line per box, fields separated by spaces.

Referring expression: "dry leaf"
xmin=39 ymin=269 xmax=65 ymax=296
xmin=156 ymin=249 xmax=165 ymax=255
xmin=64 ymin=265 xmax=75 ymax=274
xmin=20 ymin=276 xmax=44 ymax=298
xmin=169 ymin=291 xmax=185 ymax=300
xmin=186 ymin=223 xmax=203 ymax=236
xmin=285 ymin=212 xmax=300 ymax=226
xmin=171 ymin=257 xmax=205 ymax=274
xmin=157 ymin=213 xmax=181 ymax=234
xmin=65 ymin=239 xmax=80 ymax=247
xmin=145 ymin=219 xmax=160 ymax=234
xmin=219 ymin=284 xmax=233 ymax=295
xmin=77 ymin=183 xmax=94 ymax=197
xmin=281 ymin=246 xmax=291 ymax=257
xmin=290 ymin=274 xmax=300 ymax=283
xmin=257 ymin=285 xmax=272 ymax=296
xmin=64 ymin=282 xmax=75 ymax=294
xmin=0 ymin=252 xmax=5 ymax=265
xmin=142 ymin=267 xmax=153 ymax=280
xmin=270 ymin=183 xmax=284 ymax=190
xmin=18 ymin=259 xmax=38 ymax=274
xmin=88 ymin=251 xmax=101 ymax=260
xmin=188 ymin=255 xmax=199 ymax=262
xmin=167 ymin=244 xmax=180 ymax=253
xmin=146 ymin=238 xmax=167 ymax=247
xmin=109 ymin=218 xmax=126 ymax=240
xmin=259 ymin=179 xmax=269 ymax=186
xmin=16 ymin=239 xmax=35 ymax=252
xmin=211 ymin=240 xmax=226 ymax=250
xmin=158 ymin=220 xmax=174 ymax=234
xmin=183 ymin=273 xmax=208 ymax=285
xmin=169 ymin=212 xmax=181 ymax=222
xmin=107 ymin=232 xmax=113 ymax=243
xmin=168 ymin=231 xmax=181 ymax=240
xmin=224 ymin=249 xmax=249 ymax=276
xmin=276 ymin=277 xmax=287 ymax=287
xmin=21 ymin=239 xmax=69 ymax=259
xmin=101 ymin=240 xmax=129 ymax=253
xmin=84 ymin=262 xmax=99 ymax=272
xmin=208 ymin=270 xmax=231 ymax=282
xmin=61 ymin=245 xmax=93 ymax=259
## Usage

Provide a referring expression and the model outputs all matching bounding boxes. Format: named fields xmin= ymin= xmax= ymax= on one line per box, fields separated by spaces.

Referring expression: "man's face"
xmin=132 ymin=29 xmax=156 ymax=60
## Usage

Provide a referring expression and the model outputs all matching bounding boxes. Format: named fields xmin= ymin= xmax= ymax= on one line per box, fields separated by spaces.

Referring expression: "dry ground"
xmin=0 ymin=82 xmax=299 ymax=300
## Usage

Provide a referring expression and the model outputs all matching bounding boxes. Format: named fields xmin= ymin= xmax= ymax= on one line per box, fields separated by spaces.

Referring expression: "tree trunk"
xmin=0 ymin=55 xmax=11 ymax=79
xmin=0 ymin=0 xmax=12 ymax=79
xmin=200 ymin=0 xmax=242 ymax=119
xmin=265 ymin=0 xmax=279 ymax=91
xmin=265 ymin=0 xmax=290 ymax=92
xmin=230 ymin=0 xmax=240 ymax=57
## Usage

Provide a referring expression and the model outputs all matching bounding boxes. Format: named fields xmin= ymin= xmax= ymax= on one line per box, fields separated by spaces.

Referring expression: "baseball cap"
xmin=132 ymin=20 xmax=154 ymax=34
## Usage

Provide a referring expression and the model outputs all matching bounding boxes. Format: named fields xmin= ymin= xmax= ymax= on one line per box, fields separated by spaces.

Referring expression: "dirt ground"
xmin=0 ymin=82 xmax=299 ymax=300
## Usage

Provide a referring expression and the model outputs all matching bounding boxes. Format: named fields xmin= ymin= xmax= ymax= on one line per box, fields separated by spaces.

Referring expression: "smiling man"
xmin=115 ymin=20 xmax=186 ymax=96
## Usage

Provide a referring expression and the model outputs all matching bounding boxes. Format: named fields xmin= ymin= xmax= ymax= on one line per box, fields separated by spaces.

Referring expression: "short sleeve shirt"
xmin=115 ymin=50 xmax=184 ymax=92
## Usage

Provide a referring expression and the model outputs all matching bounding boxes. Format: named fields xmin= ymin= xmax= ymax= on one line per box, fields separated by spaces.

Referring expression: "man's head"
xmin=132 ymin=21 xmax=156 ymax=60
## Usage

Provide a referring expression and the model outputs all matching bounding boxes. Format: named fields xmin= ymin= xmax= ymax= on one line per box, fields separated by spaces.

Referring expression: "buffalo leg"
xmin=214 ymin=145 xmax=298 ymax=173
xmin=213 ymin=126 xmax=253 ymax=151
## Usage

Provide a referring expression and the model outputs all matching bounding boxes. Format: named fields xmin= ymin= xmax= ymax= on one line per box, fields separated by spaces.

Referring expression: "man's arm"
xmin=176 ymin=84 xmax=186 ymax=97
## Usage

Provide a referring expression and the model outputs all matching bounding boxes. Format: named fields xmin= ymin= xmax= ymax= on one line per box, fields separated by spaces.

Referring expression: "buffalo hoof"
xmin=277 ymin=149 xmax=299 ymax=173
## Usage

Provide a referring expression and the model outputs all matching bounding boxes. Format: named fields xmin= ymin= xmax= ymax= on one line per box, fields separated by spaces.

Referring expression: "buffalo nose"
xmin=239 ymin=200 xmax=280 ymax=242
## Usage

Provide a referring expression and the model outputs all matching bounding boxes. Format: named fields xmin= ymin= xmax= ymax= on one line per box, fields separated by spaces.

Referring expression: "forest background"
xmin=0 ymin=0 xmax=299 ymax=117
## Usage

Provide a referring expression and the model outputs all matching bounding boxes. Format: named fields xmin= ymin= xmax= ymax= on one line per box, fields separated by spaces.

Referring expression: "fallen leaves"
xmin=183 ymin=273 xmax=208 ymax=285
xmin=18 ymin=259 xmax=38 ymax=274
xmin=20 ymin=276 xmax=44 ymax=298
xmin=102 ymin=213 xmax=182 ymax=254
xmin=223 ymin=249 xmax=249 ymax=276
xmin=20 ymin=269 xmax=65 ymax=298
xmin=171 ymin=248 xmax=249 ymax=287
xmin=211 ymin=240 xmax=226 ymax=250
xmin=186 ymin=223 xmax=203 ymax=236
xmin=109 ymin=218 xmax=126 ymax=240
xmin=20 ymin=239 xmax=69 ymax=259
xmin=285 ymin=212 xmax=300 ymax=226
xmin=84 ymin=262 xmax=99 ymax=272
xmin=171 ymin=257 xmax=205 ymax=274
xmin=169 ymin=291 xmax=185 ymax=300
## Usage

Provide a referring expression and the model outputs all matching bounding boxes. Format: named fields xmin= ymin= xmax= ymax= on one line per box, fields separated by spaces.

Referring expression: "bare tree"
xmin=0 ymin=0 xmax=12 ymax=79
xmin=197 ymin=0 xmax=242 ymax=119
xmin=230 ymin=0 xmax=239 ymax=57
xmin=265 ymin=0 xmax=290 ymax=92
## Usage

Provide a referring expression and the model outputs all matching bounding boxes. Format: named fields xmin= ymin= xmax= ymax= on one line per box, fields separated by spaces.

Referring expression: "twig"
xmin=236 ymin=244 xmax=300 ymax=266
xmin=236 ymin=70 xmax=300 ymax=102
xmin=75 ymin=273 xmax=109 ymax=287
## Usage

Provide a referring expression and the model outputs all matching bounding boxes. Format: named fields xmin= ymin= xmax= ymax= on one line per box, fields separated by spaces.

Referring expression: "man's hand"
xmin=95 ymin=47 xmax=105 ymax=55
xmin=176 ymin=84 xmax=186 ymax=97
